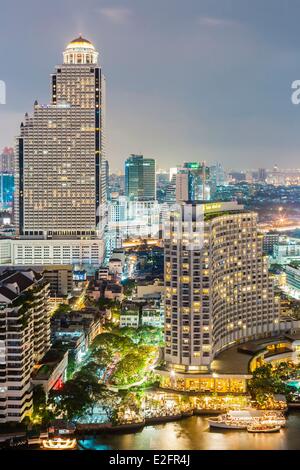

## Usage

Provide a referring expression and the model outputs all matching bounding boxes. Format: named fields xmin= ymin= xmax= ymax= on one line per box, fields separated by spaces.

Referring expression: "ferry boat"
xmin=42 ymin=437 xmax=77 ymax=450
xmin=247 ymin=424 xmax=281 ymax=433
xmin=207 ymin=410 xmax=286 ymax=430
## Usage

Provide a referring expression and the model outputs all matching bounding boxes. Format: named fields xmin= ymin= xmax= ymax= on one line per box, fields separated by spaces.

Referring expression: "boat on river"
xmin=207 ymin=410 xmax=286 ymax=430
xmin=247 ymin=424 xmax=281 ymax=433
xmin=42 ymin=437 xmax=77 ymax=450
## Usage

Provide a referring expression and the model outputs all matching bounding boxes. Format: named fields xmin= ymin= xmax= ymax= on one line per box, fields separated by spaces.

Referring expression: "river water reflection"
xmin=79 ymin=412 xmax=300 ymax=450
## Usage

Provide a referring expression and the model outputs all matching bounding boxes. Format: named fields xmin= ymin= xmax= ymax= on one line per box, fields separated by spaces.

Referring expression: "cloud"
xmin=99 ymin=7 xmax=132 ymax=25
xmin=197 ymin=16 xmax=238 ymax=28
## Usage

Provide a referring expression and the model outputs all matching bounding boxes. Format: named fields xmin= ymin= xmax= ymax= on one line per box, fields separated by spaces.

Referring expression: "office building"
xmin=175 ymin=162 xmax=210 ymax=202
xmin=272 ymin=237 xmax=300 ymax=265
xmin=0 ymin=174 xmax=14 ymax=210
xmin=263 ymin=231 xmax=280 ymax=255
xmin=0 ymin=147 xmax=14 ymax=175
xmin=125 ymin=155 xmax=156 ymax=201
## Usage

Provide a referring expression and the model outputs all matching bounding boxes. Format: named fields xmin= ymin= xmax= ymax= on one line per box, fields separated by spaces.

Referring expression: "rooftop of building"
xmin=286 ymin=262 xmax=300 ymax=270
xmin=212 ymin=334 xmax=298 ymax=375
xmin=105 ymin=283 xmax=122 ymax=293
xmin=32 ymin=348 xmax=67 ymax=381
xmin=0 ymin=269 xmax=44 ymax=303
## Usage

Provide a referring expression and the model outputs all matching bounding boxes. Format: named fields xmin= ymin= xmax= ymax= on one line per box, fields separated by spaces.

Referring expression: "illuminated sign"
xmin=204 ymin=203 xmax=222 ymax=213
xmin=73 ymin=270 xmax=86 ymax=281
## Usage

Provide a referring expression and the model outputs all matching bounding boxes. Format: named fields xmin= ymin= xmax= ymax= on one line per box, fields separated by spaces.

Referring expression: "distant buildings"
xmin=272 ymin=236 xmax=300 ymax=265
xmin=0 ymin=147 xmax=14 ymax=175
xmin=160 ymin=201 xmax=280 ymax=390
xmin=263 ymin=231 xmax=280 ymax=255
xmin=107 ymin=196 xmax=160 ymax=254
xmin=258 ymin=168 xmax=267 ymax=183
xmin=267 ymin=167 xmax=300 ymax=186
xmin=174 ymin=162 xmax=210 ymax=202
xmin=0 ymin=269 xmax=50 ymax=423
xmin=0 ymin=174 xmax=14 ymax=211
xmin=125 ymin=155 xmax=156 ymax=201
xmin=51 ymin=307 xmax=102 ymax=351
xmin=285 ymin=264 xmax=300 ymax=295
xmin=0 ymin=146 xmax=15 ymax=211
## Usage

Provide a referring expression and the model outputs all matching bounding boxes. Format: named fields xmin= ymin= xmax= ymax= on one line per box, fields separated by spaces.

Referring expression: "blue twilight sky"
xmin=1 ymin=0 xmax=300 ymax=171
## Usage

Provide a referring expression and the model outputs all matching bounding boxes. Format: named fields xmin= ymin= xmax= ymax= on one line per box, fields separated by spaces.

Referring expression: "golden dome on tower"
xmin=66 ymin=35 xmax=95 ymax=50
xmin=63 ymin=35 xmax=98 ymax=64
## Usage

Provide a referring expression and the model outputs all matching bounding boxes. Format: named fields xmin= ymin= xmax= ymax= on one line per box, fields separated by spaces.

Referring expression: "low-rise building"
xmin=120 ymin=302 xmax=140 ymax=328
xmin=141 ymin=301 xmax=164 ymax=328
xmin=32 ymin=349 xmax=68 ymax=394
xmin=272 ymin=236 xmax=300 ymax=265
xmin=109 ymin=257 xmax=123 ymax=276
xmin=51 ymin=307 xmax=102 ymax=350
xmin=159 ymin=332 xmax=300 ymax=393
xmin=42 ymin=265 xmax=73 ymax=297
xmin=104 ymin=282 xmax=123 ymax=302
xmin=136 ymin=280 xmax=164 ymax=299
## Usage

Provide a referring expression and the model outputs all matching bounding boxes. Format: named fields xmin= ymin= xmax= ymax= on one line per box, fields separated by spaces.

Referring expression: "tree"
xmin=91 ymin=332 xmax=134 ymax=358
xmin=48 ymin=379 xmax=91 ymax=420
xmin=53 ymin=303 xmax=72 ymax=316
xmin=31 ymin=385 xmax=47 ymax=424
xmin=248 ymin=363 xmax=289 ymax=406
xmin=110 ymin=347 xmax=155 ymax=386
xmin=122 ymin=279 xmax=136 ymax=298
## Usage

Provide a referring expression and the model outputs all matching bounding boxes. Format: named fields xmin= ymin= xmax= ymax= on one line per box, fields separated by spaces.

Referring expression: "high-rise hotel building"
xmin=14 ymin=37 xmax=107 ymax=266
xmin=160 ymin=201 xmax=281 ymax=390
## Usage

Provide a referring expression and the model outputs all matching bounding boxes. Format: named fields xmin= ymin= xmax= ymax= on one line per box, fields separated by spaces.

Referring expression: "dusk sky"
xmin=1 ymin=0 xmax=300 ymax=171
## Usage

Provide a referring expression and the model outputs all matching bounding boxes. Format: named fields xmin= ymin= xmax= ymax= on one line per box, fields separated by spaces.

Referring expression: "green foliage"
xmin=248 ymin=363 xmax=290 ymax=405
xmin=91 ymin=332 xmax=134 ymax=357
xmin=98 ymin=298 xmax=120 ymax=310
xmin=48 ymin=365 xmax=101 ymax=420
xmin=53 ymin=303 xmax=72 ymax=316
xmin=31 ymin=384 xmax=56 ymax=425
xmin=32 ymin=385 xmax=46 ymax=416
xmin=111 ymin=345 xmax=156 ymax=386
xmin=121 ymin=279 xmax=136 ymax=297
xmin=66 ymin=352 xmax=76 ymax=380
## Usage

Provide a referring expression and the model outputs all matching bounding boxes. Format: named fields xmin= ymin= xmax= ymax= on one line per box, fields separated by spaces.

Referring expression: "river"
xmin=78 ymin=412 xmax=300 ymax=450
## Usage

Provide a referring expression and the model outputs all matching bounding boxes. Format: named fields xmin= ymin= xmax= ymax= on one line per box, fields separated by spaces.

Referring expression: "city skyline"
xmin=3 ymin=0 xmax=300 ymax=171
xmin=1 ymin=1 xmax=300 ymax=454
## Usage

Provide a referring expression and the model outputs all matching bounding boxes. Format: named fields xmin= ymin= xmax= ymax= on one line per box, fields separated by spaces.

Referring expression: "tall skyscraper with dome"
xmin=14 ymin=36 xmax=107 ymax=266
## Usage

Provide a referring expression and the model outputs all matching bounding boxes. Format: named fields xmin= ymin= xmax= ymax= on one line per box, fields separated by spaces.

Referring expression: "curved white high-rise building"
xmin=163 ymin=201 xmax=280 ymax=377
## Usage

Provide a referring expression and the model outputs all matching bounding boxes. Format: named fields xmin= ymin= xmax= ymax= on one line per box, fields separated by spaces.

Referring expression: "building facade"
xmin=175 ymin=162 xmax=210 ymax=202
xmin=0 ymin=238 xmax=103 ymax=271
xmin=0 ymin=270 xmax=50 ymax=423
xmin=14 ymin=36 xmax=107 ymax=264
xmin=163 ymin=201 xmax=280 ymax=379
xmin=0 ymin=147 xmax=14 ymax=175
xmin=125 ymin=155 xmax=156 ymax=201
